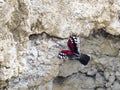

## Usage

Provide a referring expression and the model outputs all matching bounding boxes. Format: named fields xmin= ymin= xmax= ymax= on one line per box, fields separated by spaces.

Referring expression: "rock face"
xmin=53 ymin=31 xmax=120 ymax=90
xmin=0 ymin=0 xmax=120 ymax=90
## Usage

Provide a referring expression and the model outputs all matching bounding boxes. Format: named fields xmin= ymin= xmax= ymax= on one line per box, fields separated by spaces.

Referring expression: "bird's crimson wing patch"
xmin=58 ymin=50 xmax=74 ymax=59
xmin=67 ymin=35 xmax=79 ymax=54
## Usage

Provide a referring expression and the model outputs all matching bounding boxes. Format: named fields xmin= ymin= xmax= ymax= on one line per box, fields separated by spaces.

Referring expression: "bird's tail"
xmin=78 ymin=53 xmax=90 ymax=65
xmin=72 ymin=53 xmax=90 ymax=65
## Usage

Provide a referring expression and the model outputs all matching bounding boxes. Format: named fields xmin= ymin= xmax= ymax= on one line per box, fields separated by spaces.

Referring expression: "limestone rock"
xmin=111 ymin=82 xmax=120 ymax=90
xmin=54 ymin=31 xmax=120 ymax=90
xmin=0 ymin=31 xmax=18 ymax=81
xmin=100 ymin=40 xmax=119 ymax=57
xmin=1 ymin=0 xmax=120 ymax=89
xmin=4 ymin=34 xmax=61 ymax=89
xmin=54 ymin=73 xmax=96 ymax=90
xmin=95 ymin=73 xmax=105 ymax=86
xmin=96 ymin=88 xmax=106 ymax=90
xmin=58 ymin=59 xmax=84 ymax=77
xmin=0 ymin=0 xmax=14 ymax=25
xmin=20 ymin=0 xmax=120 ymax=37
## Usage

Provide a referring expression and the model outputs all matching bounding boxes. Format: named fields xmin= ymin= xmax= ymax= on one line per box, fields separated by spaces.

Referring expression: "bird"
xmin=58 ymin=35 xmax=90 ymax=65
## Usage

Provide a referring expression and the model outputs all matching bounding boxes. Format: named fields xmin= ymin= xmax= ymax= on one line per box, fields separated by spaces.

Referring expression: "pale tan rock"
xmin=0 ymin=30 xmax=18 ymax=81
xmin=95 ymin=73 xmax=105 ymax=86
xmin=20 ymin=0 xmax=120 ymax=38
xmin=1 ymin=0 xmax=120 ymax=89
xmin=111 ymin=82 xmax=120 ymax=90
xmin=100 ymin=40 xmax=119 ymax=56
xmin=0 ymin=0 xmax=14 ymax=25
xmin=97 ymin=88 xmax=106 ymax=90
xmin=58 ymin=59 xmax=84 ymax=77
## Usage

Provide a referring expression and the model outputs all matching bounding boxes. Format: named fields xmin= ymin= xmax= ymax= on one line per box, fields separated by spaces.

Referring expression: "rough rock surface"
xmin=53 ymin=31 xmax=120 ymax=90
xmin=0 ymin=0 xmax=120 ymax=90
